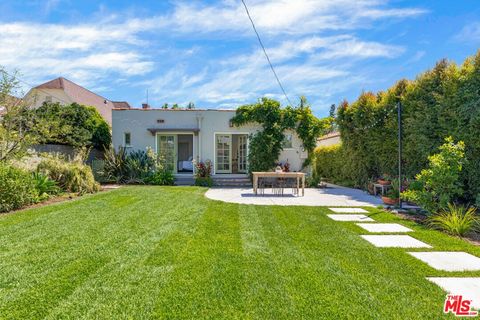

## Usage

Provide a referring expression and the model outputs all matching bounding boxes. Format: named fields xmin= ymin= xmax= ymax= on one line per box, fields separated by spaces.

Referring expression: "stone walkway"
xmin=326 ymin=207 xmax=480 ymax=312
xmin=205 ymin=184 xmax=383 ymax=206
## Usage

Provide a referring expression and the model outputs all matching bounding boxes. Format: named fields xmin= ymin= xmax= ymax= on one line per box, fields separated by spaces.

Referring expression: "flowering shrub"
xmin=194 ymin=160 xmax=213 ymax=187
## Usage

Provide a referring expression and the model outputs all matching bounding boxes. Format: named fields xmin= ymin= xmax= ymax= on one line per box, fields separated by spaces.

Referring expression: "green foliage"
xmin=0 ymin=69 xmax=40 ymax=161
xmin=32 ymin=102 xmax=111 ymax=149
xmin=0 ymin=164 xmax=38 ymax=212
xmin=101 ymin=146 xmax=174 ymax=185
xmin=402 ymin=137 xmax=465 ymax=213
xmin=322 ymin=50 xmax=480 ymax=204
xmin=231 ymin=97 xmax=329 ymax=172
xmin=312 ymin=144 xmax=352 ymax=186
xmin=427 ymin=203 xmax=478 ymax=236
xmin=144 ymin=170 xmax=175 ymax=186
xmin=32 ymin=171 xmax=60 ymax=201
xmin=38 ymin=156 xmax=100 ymax=194
xmin=194 ymin=160 xmax=213 ymax=186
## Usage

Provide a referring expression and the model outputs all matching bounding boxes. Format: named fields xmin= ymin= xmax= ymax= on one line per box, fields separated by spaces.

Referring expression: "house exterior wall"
xmin=112 ymin=109 xmax=306 ymax=173
xmin=317 ymin=134 xmax=341 ymax=147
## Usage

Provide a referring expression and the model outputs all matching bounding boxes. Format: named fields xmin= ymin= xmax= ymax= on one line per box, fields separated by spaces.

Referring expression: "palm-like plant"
xmin=428 ymin=203 xmax=478 ymax=237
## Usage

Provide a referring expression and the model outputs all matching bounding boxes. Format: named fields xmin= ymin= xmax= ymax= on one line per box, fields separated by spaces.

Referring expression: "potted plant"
xmin=382 ymin=182 xmax=400 ymax=206
xmin=377 ymin=173 xmax=392 ymax=186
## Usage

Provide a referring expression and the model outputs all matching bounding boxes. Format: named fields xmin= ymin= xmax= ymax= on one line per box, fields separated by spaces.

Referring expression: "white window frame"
xmin=282 ymin=133 xmax=294 ymax=149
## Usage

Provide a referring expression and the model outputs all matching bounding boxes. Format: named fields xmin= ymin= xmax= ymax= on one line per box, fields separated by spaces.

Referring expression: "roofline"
xmin=113 ymin=108 xmax=236 ymax=112
xmin=317 ymin=131 xmax=341 ymax=141
xmin=34 ymin=76 xmax=112 ymax=103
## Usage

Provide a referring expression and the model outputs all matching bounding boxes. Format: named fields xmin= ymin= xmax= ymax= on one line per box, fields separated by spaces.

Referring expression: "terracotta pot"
xmin=382 ymin=196 xmax=399 ymax=206
xmin=377 ymin=179 xmax=391 ymax=186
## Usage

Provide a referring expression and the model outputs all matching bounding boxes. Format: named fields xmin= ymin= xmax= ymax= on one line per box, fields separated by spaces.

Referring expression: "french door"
xmin=157 ymin=134 xmax=177 ymax=172
xmin=215 ymin=134 xmax=232 ymax=173
xmin=238 ymin=135 xmax=247 ymax=173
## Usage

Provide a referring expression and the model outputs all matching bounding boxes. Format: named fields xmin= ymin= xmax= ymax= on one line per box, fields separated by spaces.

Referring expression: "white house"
xmin=112 ymin=108 xmax=307 ymax=176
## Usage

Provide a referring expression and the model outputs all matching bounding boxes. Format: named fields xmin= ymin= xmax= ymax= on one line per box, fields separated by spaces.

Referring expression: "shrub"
xmin=312 ymin=144 xmax=353 ymax=186
xmin=194 ymin=160 xmax=213 ymax=187
xmin=101 ymin=147 xmax=157 ymax=184
xmin=38 ymin=156 xmax=100 ymax=194
xmin=402 ymin=137 xmax=465 ymax=213
xmin=0 ymin=164 xmax=38 ymax=212
xmin=32 ymin=171 xmax=60 ymax=201
xmin=428 ymin=203 xmax=478 ymax=236
xmin=144 ymin=170 xmax=174 ymax=186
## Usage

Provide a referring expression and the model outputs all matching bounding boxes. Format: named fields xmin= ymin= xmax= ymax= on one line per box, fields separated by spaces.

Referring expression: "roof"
xmin=317 ymin=131 xmax=341 ymax=141
xmin=112 ymin=101 xmax=131 ymax=109
xmin=114 ymin=108 xmax=236 ymax=112
xmin=35 ymin=77 xmax=115 ymax=110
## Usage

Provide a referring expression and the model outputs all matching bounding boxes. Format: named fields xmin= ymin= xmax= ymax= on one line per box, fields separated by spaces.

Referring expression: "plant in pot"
xmin=382 ymin=181 xmax=400 ymax=206
xmin=377 ymin=173 xmax=392 ymax=186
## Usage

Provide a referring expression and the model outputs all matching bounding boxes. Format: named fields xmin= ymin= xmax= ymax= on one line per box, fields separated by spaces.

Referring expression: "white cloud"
xmin=455 ymin=22 xmax=480 ymax=43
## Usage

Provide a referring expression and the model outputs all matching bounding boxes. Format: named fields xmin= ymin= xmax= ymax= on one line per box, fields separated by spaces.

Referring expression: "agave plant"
xmin=32 ymin=170 xmax=60 ymax=200
xmin=428 ymin=203 xmax=478 ymax=237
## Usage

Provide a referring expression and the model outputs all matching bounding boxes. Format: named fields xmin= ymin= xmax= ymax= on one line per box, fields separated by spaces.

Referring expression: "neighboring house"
xmin=0 ymin=94 xmax=21 ymax=117
xmin=112 ymin=108 xmax=308 ymax=175
xmin=317 ymin=131 xmax=341 ymax=147
xmin=25 ymin=77 xmax=131 ymax=125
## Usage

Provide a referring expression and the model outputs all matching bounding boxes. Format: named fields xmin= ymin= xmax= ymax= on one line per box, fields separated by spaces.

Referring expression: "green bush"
xmin=312 ymin=144 xmax=353 ymax=186
xmin=402 ymin=137 xmax=465 ymax=213
xmin=328 ymin=51 xmax=480 ymax=204
xmin=428 ymin=203 xmax=478 ymax=236
xmin=0 ymin=164 xmax=38 ymax=212
xmin=32 ymin=102 xmax=111 ymax=149
xmin=101 ymin=147 xmax=158 ymax=184
xmin=144 ymin=170 xmax=175 ymax=186
xmin=38 ymin=156 xmax=100 ymax=194
xmin=32 ymin=171 xmax=60 ymax=201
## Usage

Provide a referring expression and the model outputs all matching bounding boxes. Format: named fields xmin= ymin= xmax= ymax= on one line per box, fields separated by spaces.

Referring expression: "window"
xmin=282 ymin=133 xmax=293 ymax=149
xmin=124 ymin=132 xmax=131 ymax=147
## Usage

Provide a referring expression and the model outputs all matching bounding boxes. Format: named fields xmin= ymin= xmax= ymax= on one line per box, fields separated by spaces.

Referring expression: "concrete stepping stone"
xmin=361 ymin=235 xmax=432 ymax=248
xmin=327 ymin=214 xmax=374 ymax=222
xmin=409 ymin=252 xmax=480 ymax=271
xmin=329 ymin=208 xmax=368 ymax=213
xmin=428 ymin=277 xmax=480 ymax=309
xmin=356 ymin=223 xmax=412 ymax=233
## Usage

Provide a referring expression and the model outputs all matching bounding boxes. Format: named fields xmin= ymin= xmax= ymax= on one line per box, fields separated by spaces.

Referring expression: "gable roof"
xmin=35 ymin=77 xmax=115 ymax=111
xmin=112 ymin=101 xmax=131 ymax=109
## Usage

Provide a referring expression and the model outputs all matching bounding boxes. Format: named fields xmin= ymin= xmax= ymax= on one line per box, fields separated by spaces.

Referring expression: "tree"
xmin=329 ymin=104 xmax=336 ymax=118
xmin=187 ymin=102 xmax=195 ymax=109
xmin=162 ymin=103 xmax=169 ymax=109
xmin=171 ymin=103 xmax=179 ymax=109
xmin=0 ymin=69 xmax=40 ymax=162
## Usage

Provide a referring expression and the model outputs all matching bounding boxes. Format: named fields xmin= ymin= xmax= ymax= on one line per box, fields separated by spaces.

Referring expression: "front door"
xmin=238 ymin=135 xmax=247 ymax=173
xmin=157 ymin=134 xmax=177 ymax=172
xmin=215 ymin=134 xmax=232 ymax=173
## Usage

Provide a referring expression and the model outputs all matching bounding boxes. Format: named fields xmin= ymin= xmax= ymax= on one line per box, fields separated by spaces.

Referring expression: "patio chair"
xmin=259 ymin=177 xmax=275 ymax=196
xmin=284 ymin=177 xmax=299 ymax=196
xmin=273 ymin=178 xmax=285 ymax=196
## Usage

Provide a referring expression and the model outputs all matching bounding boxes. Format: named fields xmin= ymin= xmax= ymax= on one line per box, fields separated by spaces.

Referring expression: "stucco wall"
xmin=112 ymin=109 xmax=306 ymax=172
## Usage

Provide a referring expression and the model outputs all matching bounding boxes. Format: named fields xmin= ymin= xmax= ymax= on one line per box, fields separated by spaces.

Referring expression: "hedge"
xmin=315 ymin=50 xmax=480 ymax=203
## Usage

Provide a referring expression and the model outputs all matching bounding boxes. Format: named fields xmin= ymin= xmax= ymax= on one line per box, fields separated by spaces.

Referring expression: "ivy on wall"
xmin=231 ymin=97 xmax=331 ymax=173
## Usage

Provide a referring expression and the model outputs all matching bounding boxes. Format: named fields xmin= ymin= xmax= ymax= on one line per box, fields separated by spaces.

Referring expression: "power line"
xmin=240 ymin=0 xmax=293 ymax=106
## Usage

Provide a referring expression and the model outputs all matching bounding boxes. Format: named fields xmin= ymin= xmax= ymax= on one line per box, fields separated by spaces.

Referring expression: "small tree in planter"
xmin=194 ymin=160 xmax=213 ymax=187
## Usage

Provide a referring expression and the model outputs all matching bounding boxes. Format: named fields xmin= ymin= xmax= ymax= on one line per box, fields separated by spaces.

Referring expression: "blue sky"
xmin=0 ymin=0 xmax=479 ymax=117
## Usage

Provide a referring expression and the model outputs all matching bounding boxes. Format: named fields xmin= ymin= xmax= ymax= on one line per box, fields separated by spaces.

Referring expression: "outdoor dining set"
xmin=252 ymin=171 xmax=306 ymax=197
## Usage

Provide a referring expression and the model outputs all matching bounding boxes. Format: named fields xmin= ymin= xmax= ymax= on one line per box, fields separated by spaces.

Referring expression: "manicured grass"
xmin=1 ymin=186 xmax=475 ymax=319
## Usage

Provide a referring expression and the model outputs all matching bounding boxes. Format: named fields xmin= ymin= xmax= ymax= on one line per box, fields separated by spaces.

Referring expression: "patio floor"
xmin=205 ymin=184 xmax=383 ymax=206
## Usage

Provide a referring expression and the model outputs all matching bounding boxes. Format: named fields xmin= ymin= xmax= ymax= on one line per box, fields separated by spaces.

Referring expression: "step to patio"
xmin=174 ymin=176 xmax=194 ymax=186
xmin=212 ymin=176 xmax=252 ymax=187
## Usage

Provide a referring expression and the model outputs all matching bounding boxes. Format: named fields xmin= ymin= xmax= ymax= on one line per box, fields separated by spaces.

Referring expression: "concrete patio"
xmin=205 ymin=184 xmax=383 ymax=206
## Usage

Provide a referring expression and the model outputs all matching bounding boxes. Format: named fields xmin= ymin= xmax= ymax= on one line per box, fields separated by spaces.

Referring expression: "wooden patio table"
xmin=252 ymin=172 xmax=305 ymax=196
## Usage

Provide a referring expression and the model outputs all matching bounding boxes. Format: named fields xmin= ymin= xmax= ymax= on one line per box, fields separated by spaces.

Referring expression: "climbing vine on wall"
xmin=231 ymin=97 xmax=330 ymax=173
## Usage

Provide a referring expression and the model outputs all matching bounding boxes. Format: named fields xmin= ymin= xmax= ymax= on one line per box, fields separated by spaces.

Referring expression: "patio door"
xmin=238 ymin=135 xmax=247 ymax=173
xmin=215 ymin=134 xmax=232 ymax=173
xmin=157 ymin=134 xmax=177 ymax=172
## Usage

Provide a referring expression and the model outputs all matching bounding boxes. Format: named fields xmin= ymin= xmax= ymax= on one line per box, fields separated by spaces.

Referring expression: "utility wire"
xmin=240 ymin=0 xmax=293 ymax=106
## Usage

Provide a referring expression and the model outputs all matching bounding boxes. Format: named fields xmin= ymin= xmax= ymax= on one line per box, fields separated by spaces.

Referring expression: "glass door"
xmin=216 ymin=134 xmax=232 ymax=173
xmin=157 ymin=134 xmax=177 ymax=172
xmin=238 ymin=135 xmax=247 ymax=173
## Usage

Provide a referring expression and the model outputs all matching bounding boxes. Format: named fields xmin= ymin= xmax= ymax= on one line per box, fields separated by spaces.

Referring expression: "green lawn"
xmin=2 ymin=186 xmax=478 ymax=319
